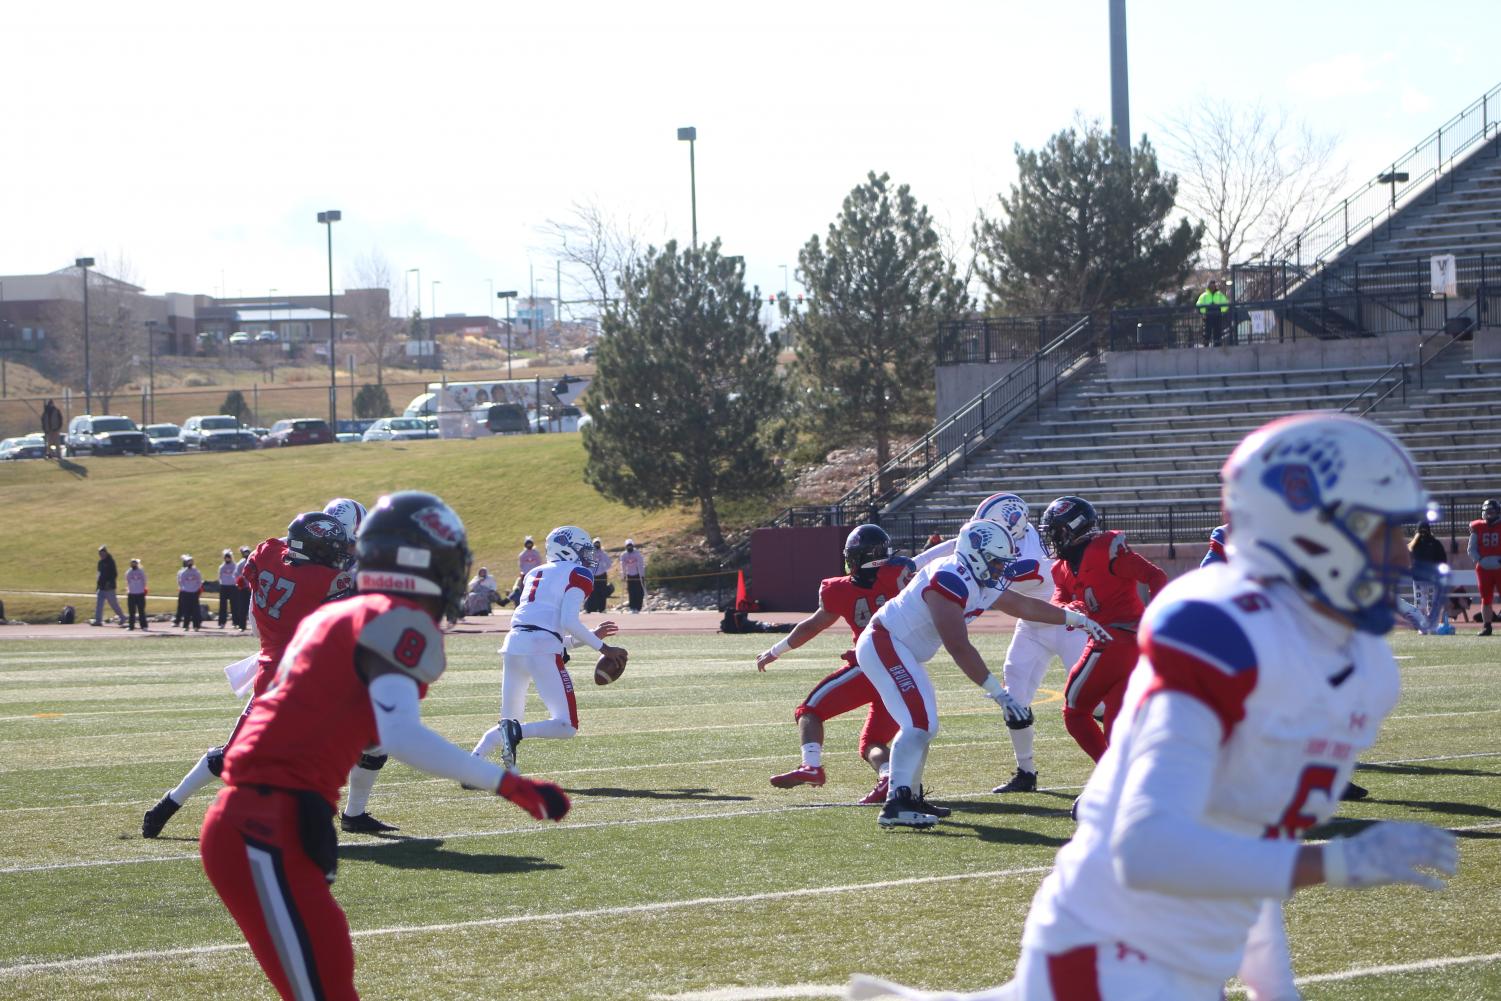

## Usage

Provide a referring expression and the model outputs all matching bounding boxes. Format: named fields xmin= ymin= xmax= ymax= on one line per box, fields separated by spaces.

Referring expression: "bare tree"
xmin=1160 ymin=100 xmax=1347 ymax=271
xmin=540 ymin=199 xmax=654 ymax=323
xmin=43 ymin=256 xmax=146 ymax=414
xmin=344 ymin=250 xmax=402 ymax=385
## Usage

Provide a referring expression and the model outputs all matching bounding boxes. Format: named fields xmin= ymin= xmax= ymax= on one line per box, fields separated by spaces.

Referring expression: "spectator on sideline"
xmin=177 ymin=555 xmax=204 ymax=632
xmin=1197 ymin=278 xmax=1229 ymax=346
xmin=586 ymin=537 xmax=613 ymax=612
xmin=231 ymin=545 xmax=252 ymax=631
xmin=1410 ymin=521 xmax=1449 ymax=628
xmin=510 ymin=535 xmax=543 ymax=605
xmin=216 ymin=550 xmax=238 ymax=628
xmin=92 ymin=545 xmax=126 ymax=627
xmin=41 ymin=399 xmax=64 ymax=459
xmin=126 ymin=558 xmax=149 ymax=631
xmin=465 ymin=567 xmax=500 ymax=615
xmin=620 ymin=539 xmax=647 ymax=613
xmin=924 ymin=531 xmax=944 ymax=550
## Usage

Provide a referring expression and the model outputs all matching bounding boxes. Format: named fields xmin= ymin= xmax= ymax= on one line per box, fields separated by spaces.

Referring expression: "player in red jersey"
xmin=1469 ymin=497 xmax=1501 ymax=635
xmin=757 ymin=525 xmax=916 ymax=805
xmin=200 ymin=491 xmax=569 ymax=1001
xmin=1040 ymin=495 xmax=1168 ymax=762
xmin=142 ymin=511 xmax=357 ymax=838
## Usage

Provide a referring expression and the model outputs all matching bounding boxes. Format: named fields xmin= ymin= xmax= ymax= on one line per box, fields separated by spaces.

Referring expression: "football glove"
xmin=1063 ymin=608 xmax=1111 ymax=643
xmin=983 ymin=687 xmax=1034 ymax=730
xmin=498 ymin=771 xmax=572 ymax=822
xmin=1322 ymin=821 xmax=1458 ymax=891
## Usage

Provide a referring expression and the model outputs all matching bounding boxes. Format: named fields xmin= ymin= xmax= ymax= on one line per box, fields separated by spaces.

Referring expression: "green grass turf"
xmin=0 ymin=435 xmax=697 ymax=622
xmin=0 ymin=629 xmax=1497 ymax=999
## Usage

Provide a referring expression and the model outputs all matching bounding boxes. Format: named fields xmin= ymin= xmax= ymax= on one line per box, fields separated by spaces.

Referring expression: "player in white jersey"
xmin=848 ymin=413 xmax=1458 ymax=1000
xmin=859 ymin=520 xmax=1110 ymax=829
xmin=915 ymin=493 xmax=1088 ymax=795
xmin=471 ymin=526 xmax=626 ymax=771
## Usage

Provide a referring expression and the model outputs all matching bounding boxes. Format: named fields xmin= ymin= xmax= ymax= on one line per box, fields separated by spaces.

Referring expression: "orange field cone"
xmin=735 ymin=569 xmax=750 ymax=611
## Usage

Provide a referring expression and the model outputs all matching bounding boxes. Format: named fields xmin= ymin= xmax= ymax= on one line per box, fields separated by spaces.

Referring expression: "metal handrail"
xmin=1339 ymin=361 xmax=1407 ymax=417
xmin=832 ymin=314 xmax=1099 ymax=515
xmin=1269 ymin=80 xmax=1501 ymax=273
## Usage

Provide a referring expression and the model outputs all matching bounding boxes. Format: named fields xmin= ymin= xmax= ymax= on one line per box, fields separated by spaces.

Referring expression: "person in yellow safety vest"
xmin=1196 ymin=279 xmax=1230 ymax=346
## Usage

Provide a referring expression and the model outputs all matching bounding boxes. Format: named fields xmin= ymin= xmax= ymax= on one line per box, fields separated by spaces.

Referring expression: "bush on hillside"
xmin=220 ymin=390 xmax=251 ymax=423
xmin=354 ymin=384 xmax=393 ymax=418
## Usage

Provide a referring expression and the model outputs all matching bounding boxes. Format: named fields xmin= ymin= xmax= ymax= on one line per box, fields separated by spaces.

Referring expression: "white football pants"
xmin=855 ymin=624 xmax=938 ymax=795
xmin=501 ymin=651 xmax=579 ymax=739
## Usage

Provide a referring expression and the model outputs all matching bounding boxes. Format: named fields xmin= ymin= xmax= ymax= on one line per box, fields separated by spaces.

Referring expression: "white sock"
xmin=802 ymin=743 xmax=823 ymax=768
xmin=522 ymin=718 xmax=577 ymax=740
xmin=472 ymin=726 xmax=503 ymax=759
xmin=887 ymin=728 xmax=932 ymax=795
xmin=168 ymin=753 xmax=219 ymax=804
xmin=344 ymin=765 xmax=378 ymax=816
xmin=1010 ymin=724 xmax=1036 ymax=774
xmin=877 ymin=760 xmax=891 ymax=778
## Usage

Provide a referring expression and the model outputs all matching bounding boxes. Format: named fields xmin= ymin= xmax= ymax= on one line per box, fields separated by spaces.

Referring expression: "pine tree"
xmin=792 ymin=172 xmax=969 ymax=485
xmin=583 ymin=240 xmax=784 ymax=551
xmin=975 ymin=123 xmax=1202 ymax=313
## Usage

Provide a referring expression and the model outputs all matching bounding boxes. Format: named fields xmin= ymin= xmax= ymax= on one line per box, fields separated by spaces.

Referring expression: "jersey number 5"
xmin=1264 ymin=764 xmax=1338 ymax=839
xmin=254 ymin=571 xmax=296 ymax=619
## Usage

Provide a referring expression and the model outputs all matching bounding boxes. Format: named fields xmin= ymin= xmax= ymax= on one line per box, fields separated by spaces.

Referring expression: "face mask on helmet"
xmin=1039 ymin=496 xmax=1097 ymax=557
xmin=973 ymin=492 xmax=1030 ymax=546
xmin=545 ymin=526 xmax=596 ymax=568
xmin=1483 ymin=499 xmax=1500 ymax=524
xmin=286 ymin=513 xmax=351 ymax=570
xmin=843 ymin=524 xmax=892 ymax=588
xmin=1222 ymin=414 xmax=1444 ymax=635
xmin=354 ymin=492 xmax=472 ymax=623
xmin=956 ymin=519 xmax=1020 ymax=589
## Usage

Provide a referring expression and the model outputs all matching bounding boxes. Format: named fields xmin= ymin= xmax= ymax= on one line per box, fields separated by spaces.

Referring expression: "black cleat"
xmin=499 ymin=718 xmax=523 ymax=771
xmin=142 ymin=794 xmax=182 ymax=838
xmin=1070 ymin=795 xmax=1082 ymax=822
xmin=914 ymin=786 xmax=952 ymax=818
xmin=877 ymin=786 xmax=939 ymax=830
xmin=340 ymin=812 xmax=399 ymax=834
xmin=992 ymin=768 xmax=1039 ymax=794
xmin=1340 ymin=781 xmax=1369 ymax=802
xmin=1480 ymin=626 xmax=1493 ymax=636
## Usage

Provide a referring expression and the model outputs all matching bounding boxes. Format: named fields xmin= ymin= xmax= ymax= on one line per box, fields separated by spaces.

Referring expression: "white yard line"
xmin=0 ymin=867 xmax=1051 ymax=977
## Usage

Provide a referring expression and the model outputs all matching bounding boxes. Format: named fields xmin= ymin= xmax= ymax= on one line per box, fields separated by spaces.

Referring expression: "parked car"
xmin=142 ymin=423 xmax=187 ymax=454
xmin=182 ymin=415 xmax=258 ymax=451
xmin=228 ymin=331 xmax=251 ymax=345
xmin=254 ymin=330 xmax=279 ymax=343
xmin=472 ymin=403 xmax=531 ymax=435
xmin=248 ymin=426 xmax=270 ymax=443
xmin=65 ymin=415 xmax=150 ymax=456
xmin=363 ymin=417 xmax=436 ymax=442
xmin=265 ymin=418 xmax=334 ymax=447
xmin=422 ymin=415 xmax=439 ymax=436
xmin=0 ymin=435 xmax=46 ymax=460
xmin=529 ymin=405 xmax=584 ymax=433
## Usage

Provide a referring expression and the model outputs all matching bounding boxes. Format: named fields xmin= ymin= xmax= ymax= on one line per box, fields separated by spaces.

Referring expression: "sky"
xmin=4 ymin=0 xmax=1496 ymax=322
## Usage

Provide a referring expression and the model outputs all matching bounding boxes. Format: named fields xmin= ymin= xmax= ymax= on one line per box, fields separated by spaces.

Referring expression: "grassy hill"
xmin=0 ymin=436 xmax=696 ymax=622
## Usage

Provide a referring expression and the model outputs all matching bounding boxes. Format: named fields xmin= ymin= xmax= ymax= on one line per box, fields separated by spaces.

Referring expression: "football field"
xmin=1 ymin=628 xmax=1498 ymax=1000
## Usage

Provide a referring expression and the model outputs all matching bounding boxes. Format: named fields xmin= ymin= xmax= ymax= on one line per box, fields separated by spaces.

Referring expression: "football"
xmin=594 ymin=648 xmax=627 ymax=685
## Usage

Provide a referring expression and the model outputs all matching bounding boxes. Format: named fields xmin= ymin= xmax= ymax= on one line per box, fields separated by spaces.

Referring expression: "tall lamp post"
xmin=676 ymin=126 xmax=697 ymax=250
xmin=76 ymin=257 xmax=95 ymax=412
xmin=431 ymin=280 xmax=441 ymax=371
xmin=497 ymin=290 xmax=518 ymax=380
xmin=316 ymin=211 xmax=341 ymax=429
xmin=145 ymin=320 xmax=159 ymax=424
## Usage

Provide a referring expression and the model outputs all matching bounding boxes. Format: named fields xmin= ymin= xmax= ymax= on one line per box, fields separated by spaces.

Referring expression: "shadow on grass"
xmin=1359 ymin=762 xmax=1501 ymax=779
xmin=55 ymin=458 xmax=88 ymax=478
xmin=340 ymin=839 xmax=564 ymax=875
xmin=930 ymin=820 xmax=1070 ymax=848
xmin=566 ymin=786 xmax=752 ymax=803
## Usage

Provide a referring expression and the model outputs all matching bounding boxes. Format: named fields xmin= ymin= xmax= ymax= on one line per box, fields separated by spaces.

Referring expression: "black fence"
xmin=940 ymin=313 xmax=1085 ymax=365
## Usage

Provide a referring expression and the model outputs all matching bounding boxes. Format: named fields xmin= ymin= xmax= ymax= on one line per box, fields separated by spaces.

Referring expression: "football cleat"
xmin=878 ymin=787 xmax=939 ymax=830
xmin=992 ymin=768 xmax=1038 ymax=794
xmin=499 ymin=718 xmax=523 ymax=771
xmin=141 ymin=794 xmax=182 ymax=839
xmin=1070 ymin=796 xmax=1082 ymax=822
xmin=769 ymin=764 xmax=826 ymax=789
xmin=1340 ymin=781 xmax=1369 ymax=802
xmin=914 ymin=787 xmax=951 ymax=818
xmin=858 ymin=774 xmax=890 ymax=805
xmin=340 ymin=812 xmax=399 ymax=834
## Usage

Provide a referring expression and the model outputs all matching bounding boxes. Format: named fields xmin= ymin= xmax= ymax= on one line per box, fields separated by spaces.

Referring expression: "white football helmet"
xmin=973 ymin=492 xmax=1030 ymax=546
xmin=955 ymin=519 xmax=1019 ymax=589
xmin=324 ymin=498 xmax=368 ymax=539
xmin=545 ymin=525 xmax=596 ymax=568
xmin=1221 ymin=413 xmax=1438 ymax=635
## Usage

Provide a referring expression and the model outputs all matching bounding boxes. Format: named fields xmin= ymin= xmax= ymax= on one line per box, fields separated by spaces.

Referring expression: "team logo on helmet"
xmin=1264 ymin=463 xmax=1320 ymax=512
xmin=304 ymin=519 xmax=341 ymax=539
xmin=413 ymin=505 xmax=463 ymax=544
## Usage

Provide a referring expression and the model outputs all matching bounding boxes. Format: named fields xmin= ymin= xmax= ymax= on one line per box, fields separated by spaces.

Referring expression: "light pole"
xmin=405 ymin=267 xmax=421 ymax=371
xmin=497 ymin=290 xmax=518 ymax=380
xmin=316 ymin=211 xmax=341 ymax=429
xmin=145 ymin=320 xmax=158 ymax=424
xmin=676 ymin=127 xmax=698 ymax=250
xmin=431 ymin=280 xmax=441 ymax=370
xmin=76 ymin=257 xmax=95 ymax=411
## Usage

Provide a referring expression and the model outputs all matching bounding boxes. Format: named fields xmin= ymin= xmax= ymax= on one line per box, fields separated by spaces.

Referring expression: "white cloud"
xmin=1285 ymin=52 xmax=1395 ymax=100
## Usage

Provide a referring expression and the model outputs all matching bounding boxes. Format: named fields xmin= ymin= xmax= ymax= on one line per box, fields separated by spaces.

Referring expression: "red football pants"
xmin=794 ymin=655 xmax=899 ymax=757
xmin=200 ymin=786 xmax=359 ymax=1001
xmin=1062 ymin=629 xmax=1141 ymax=762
